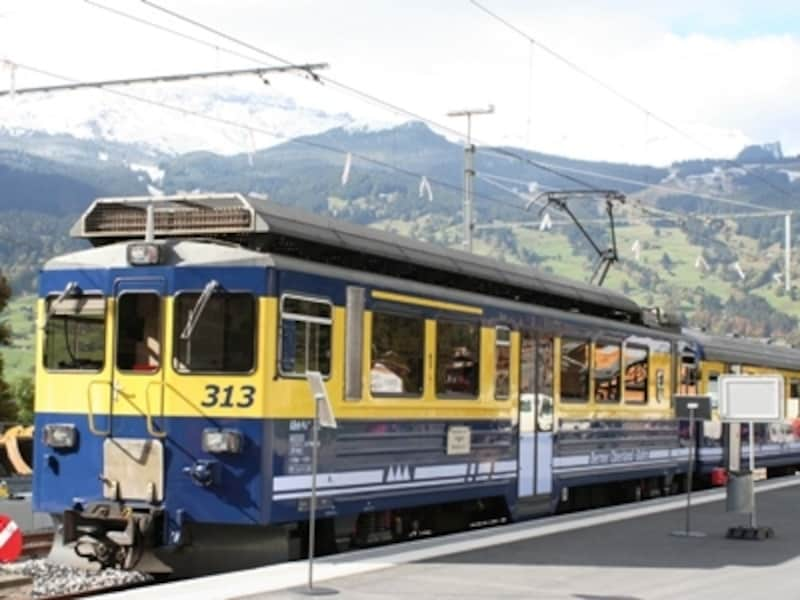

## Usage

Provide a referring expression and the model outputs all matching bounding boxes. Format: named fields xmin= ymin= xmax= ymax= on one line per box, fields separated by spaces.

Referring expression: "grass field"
xmin=1 ymin=295 xmax=36 ymax=383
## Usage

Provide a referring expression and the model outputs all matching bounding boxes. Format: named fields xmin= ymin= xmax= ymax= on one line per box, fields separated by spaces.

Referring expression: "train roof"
xmin=71 ymin=193 xmax=644 ymax=323
xmin=684 ymin=329 xmax=800 ymax=372
xmin=44 ymin=239 xmax=273 ymax=271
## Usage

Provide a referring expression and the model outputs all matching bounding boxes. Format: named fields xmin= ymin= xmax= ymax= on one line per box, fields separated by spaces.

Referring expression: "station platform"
xmin=108 ymin=476 xmax=800 ymax=600
xmin=0 ymin=496 xmax=52 ymax=532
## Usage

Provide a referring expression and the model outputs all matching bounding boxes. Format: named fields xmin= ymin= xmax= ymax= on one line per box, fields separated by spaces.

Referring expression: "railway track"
xmin=0 ymin=530 xmax=153 ymax=599
xmin=22 ymin=531 xmax=54 ymax=559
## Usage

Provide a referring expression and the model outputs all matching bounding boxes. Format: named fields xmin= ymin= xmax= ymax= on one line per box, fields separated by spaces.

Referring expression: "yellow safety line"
xmin=371 ymin=290 xmax=482 ymax=315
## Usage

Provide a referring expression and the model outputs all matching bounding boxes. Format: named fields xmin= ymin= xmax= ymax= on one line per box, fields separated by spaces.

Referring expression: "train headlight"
xmin=42 ymin=424 xmax=77 ymax=449
xmin=202 ymin=429 xmax=243 ymax=454
xmin=127 ymin=242 xmax=162 ymax=266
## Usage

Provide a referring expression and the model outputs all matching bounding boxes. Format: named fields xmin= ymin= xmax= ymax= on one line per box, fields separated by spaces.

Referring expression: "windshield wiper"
xmin=180 ymin=280 xmax=219 ymax=340
xmin=42 ymin=281 xmax=79 ymax=329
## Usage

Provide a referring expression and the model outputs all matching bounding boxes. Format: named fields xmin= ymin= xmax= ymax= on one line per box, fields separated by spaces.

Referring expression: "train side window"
xmin=788 ymin=379 xmax=800 ymax=419
xmin=624 ymin=345 xmax=649 ymax=404
xmin=560 ymin=338 xmax=589 ymax=403
xmin=536 ymin=337 xmax=555 ymax=431
xmin=279 ymin=295 xmax=332 ymax=377
xmin=707 ymin=371 xmax=721 ymax=409
xmin=370 ymin=311 xmax=424 ymax=396
xmin=681 ymin=358 xmax=698 ymax=395
xmin=43 ymin=295 xmax=106 ymax=371
xmin=594 ymin=341 xmax=621 ymax=403
xmin=436 ymin=320 xmax=480 ymax=398
xmin=174 ymin=293 xmax=255 ymax=373
xmin=116 ymin=293 xmax=161 ymax=372
xmin=494 ymin=326 xmax=511 ymax=400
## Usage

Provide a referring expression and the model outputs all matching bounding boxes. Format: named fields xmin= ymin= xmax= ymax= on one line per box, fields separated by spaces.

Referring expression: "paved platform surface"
xmin=0 ymin=496 xmax=52 ymax=532
xmin=109 ymin=477 xmax=800 ymax=600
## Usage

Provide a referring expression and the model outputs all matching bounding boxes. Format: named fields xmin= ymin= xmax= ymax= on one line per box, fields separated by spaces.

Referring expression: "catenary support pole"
xmin=786 ymin=213 xmax=791 ymax=293
xmin=447 ymin=105 xmax=494 ymax=252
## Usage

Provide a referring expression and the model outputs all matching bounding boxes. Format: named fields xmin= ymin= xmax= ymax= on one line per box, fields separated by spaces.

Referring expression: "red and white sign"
xmin=0 ymin=515 xmax=22 ymax=562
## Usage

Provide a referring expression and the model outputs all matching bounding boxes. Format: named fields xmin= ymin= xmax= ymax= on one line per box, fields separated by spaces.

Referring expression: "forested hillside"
xmin=1 ymin=123 xmax=799 ymax=382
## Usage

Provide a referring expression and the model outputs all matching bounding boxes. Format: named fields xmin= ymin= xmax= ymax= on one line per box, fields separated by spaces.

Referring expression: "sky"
xmin=1 ymin=0 xmax=799 ymax=165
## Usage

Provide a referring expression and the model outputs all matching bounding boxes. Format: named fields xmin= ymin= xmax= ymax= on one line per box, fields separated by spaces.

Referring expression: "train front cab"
xmin=34 ymin=242 xmax=282 ymax=572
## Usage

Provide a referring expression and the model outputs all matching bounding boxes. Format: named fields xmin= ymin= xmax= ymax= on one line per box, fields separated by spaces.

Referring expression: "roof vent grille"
xmin=75 ymin=194 xmax=259 ymax=239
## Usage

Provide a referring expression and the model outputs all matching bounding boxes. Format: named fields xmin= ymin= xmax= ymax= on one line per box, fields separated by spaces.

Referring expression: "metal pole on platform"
xmin=298 ymin=373 xmax=338 ymax=596
xmin=686 ymin=407 xmax=694 ymax=533
xmin=672 ymin=403 xmax=705 ymax=538
xmin=748 ymin=421 xmax=757 ymax=530
xmin=308 ymin=395 xmax=320 ymax=592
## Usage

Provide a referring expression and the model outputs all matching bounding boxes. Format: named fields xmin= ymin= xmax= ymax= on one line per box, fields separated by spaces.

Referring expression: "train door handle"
xmin=87 ymin=380 xmax=112 ymax=437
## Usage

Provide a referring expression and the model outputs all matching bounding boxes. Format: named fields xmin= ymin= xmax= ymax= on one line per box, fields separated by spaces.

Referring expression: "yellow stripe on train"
xmin=35 ymin=297 xmax=517 ymax=422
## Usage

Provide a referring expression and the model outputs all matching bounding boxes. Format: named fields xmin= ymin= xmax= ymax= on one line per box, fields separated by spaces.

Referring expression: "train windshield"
xmin=174 ymin=292 xmax=255 ymax=372
xmin=43 ymin=295 xmax=106 ymax=371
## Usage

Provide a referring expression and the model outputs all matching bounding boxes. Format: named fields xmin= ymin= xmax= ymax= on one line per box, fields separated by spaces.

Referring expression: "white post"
xmin=307 ymin=394 xmax=320 ymax=591
xmin=685 ymin=407 xmax=695 ymax=534
xmin=464 ymin=133 xmax=474 ymax=252
xmin=749 ymin=422 xmax=757 ymax=529
xmin=447 ymin=106 xmax=494 ymax=253
xmin=786 ymin=213 xmax=791 ymax=293
xmin=301 ymin=372 xmax=338 ymax=596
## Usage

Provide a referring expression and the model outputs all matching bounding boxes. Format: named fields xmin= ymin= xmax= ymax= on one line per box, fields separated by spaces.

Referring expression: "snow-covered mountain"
xmin=0 ymin=82 xmax=362 ymax=156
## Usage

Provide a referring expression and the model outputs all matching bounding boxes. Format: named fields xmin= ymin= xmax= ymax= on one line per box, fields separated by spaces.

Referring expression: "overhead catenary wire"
xmin=476 ymin=168 xmax=796 ymax=216
xmin=469 ymin=0 xmax=795 ymax=201
xmin=40 ymin=2 xmax=798 ymax=278
xmin=476 ymin=170 xmax=785 ymax=273
xmin=84 ymin=0 xmax=790 ymax=220
xmin=82 ymin=1 xmax=674 ymax=200
xmin=3 ymin=59 xmax=532 ymax=220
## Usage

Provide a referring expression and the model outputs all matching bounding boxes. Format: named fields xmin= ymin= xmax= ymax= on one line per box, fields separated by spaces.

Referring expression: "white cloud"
xmin=0 ymin=0 xmax=798 ymax=164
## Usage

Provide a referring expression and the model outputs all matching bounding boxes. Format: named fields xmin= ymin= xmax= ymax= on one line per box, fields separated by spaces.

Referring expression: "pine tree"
xmin=11 ymin=378 xmax=33 ymax=426
xmin=0 ymin=274 xmax=18 ymax=424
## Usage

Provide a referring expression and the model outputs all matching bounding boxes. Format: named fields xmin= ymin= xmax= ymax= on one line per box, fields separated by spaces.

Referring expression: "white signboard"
xmin=447 ymin=426 xmax=471 ymax=455
xmin=719 ymin=375 xmax=784 ymax=423
xmin=306 ymin=371 xmax=337 ymax=429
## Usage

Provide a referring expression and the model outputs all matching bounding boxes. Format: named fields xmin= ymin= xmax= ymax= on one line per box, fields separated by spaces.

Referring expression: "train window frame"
xmin=623 ymin=344 xmax=650 ymax=405
xmin=369 ymin=309 xmax=426 ymax=398
xmin=435 ymin=318 xmax=481 ymax=399
xmin=707 ymin=370 xmax=721 ymax=410
xmin=559 ymin=337 xmax=590 ymax=404
xmin=535 ymin=336 xmax=555 ymax=432
xmin=278 ymin=293 xmax=333 ymax=379
xmin=115 ymin=291 xmax=163 ymax=375
xmin=42 ymin=291 xmax=107 ymax=373
xmin=494 ymin=326 xmax=511 ymax=401
xmin=172 ymin=290 xmax=257 ymax=375
xmin=593 ymin=339 xmax=622 ymax=404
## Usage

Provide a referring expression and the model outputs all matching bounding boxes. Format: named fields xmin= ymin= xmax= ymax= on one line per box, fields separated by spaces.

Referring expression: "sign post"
xmin=299 ymin=372 xmax=338 ymax=596
xmin=671 ymin=395 xmax=711 ymax=538
xmin=0 ymin=515 xmax=22 ymax=562
xmin=719 ymin=375 xmax=783 ymax=540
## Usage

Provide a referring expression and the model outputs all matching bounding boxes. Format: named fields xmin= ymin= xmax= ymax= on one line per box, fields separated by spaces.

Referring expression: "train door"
xmin=534 ymin=336 xmax=554 ymax=495
xmin=110 ymin=278 xmax=167 ymax=439
xmin=518 ymin=332 xmax=554 ymax=499
xmin=517 ymin=331 xmax=536 ymax=497
xmin=97 ymin=278 xmax=167 ymax=503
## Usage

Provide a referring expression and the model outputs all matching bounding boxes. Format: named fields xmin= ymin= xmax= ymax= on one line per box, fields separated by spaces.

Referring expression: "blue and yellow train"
xmin=34 ymin=194 xmax=800 ymax=572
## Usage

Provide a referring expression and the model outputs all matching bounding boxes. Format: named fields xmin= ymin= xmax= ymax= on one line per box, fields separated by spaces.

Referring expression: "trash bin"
xmin=726 ymin=471 xmax=754 ymax=513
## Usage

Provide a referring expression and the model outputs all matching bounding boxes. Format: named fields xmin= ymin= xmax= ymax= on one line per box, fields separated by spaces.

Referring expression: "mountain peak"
xmin=736 ymin=141 xmax=783 ymax=163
